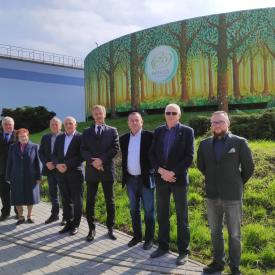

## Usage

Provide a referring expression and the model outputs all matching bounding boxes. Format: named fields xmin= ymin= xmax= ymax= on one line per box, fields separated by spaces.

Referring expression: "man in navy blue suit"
xmin=39 ymin=117 xmax=64 ymax=224
xmin=52 ymin=116 xmax=84 ymax=236
xmin=149 ymin=104 xmax=194 ymax=265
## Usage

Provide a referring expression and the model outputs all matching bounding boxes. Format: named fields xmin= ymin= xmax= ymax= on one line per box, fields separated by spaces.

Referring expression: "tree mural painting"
xmin=165 ymin=19 xmax=202 ymax=102
xmin=99 ymin=40 xmax=122 ymax=117
xmin=200 ymin=12 xmax=258 ymax=112
xmin=84 ymin=8 xmax=275 ymax=117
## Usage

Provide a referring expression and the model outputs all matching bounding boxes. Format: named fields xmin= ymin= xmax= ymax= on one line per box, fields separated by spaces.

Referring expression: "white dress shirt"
xmin=127 ymin=129 xmax=142 ymax=176
xmin=64 ymin=131 xmax=75 ymax=156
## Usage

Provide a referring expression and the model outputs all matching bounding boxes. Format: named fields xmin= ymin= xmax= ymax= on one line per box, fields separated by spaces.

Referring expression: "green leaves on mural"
xmin=85 ymin=8 xmax=275 ymax=115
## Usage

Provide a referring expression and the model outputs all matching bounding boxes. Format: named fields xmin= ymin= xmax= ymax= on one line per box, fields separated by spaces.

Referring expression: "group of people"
xmin=0 ymin=103 xmax=254 ymax=275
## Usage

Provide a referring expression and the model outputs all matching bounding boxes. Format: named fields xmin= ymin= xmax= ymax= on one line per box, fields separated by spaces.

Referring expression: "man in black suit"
xmin=39 ymin=117 xmax=64 ymax=224
xmin=197 ymin=111 xmax=254 ymax=275
xmin=52 ymin=116 xmax=84 ymax=236
xmin=0 ymin=116 xmax=17 ymax=221
xmin=149 ymin=104 xmax=194 ymax=265
xmin=119 ymin=112 xmax=155 ymax=250
xmin=81 ymin=105 xmax=119 ymax=242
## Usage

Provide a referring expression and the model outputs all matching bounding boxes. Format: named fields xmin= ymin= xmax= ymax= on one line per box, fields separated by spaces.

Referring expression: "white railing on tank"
xmin=0 ymin=44 xmax=84 ymax=69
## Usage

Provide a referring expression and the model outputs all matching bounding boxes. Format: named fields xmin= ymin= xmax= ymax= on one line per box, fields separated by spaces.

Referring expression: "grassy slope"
xmin=34 ymin=111 xmax=275 ymax=275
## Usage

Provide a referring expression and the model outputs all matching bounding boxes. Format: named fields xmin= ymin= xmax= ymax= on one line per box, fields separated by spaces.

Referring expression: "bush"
xmin=1 ymin=106 xmax=55 ymax=133
xmin=189 ymin=116 xmax=210 ymax=136
xmin=189 ymin=109 xmax=275 ymax=139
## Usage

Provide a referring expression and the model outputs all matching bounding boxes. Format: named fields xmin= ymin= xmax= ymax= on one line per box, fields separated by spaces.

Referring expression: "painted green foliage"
xmin=85 ymin=8 xmax=275 ymax=116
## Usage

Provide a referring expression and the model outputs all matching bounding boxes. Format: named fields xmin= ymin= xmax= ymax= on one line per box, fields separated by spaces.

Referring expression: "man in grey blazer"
xmin=81 ymin=105 xmax=119 ymax=242
xmin=197 ymin=111 xmax=254 ymax=275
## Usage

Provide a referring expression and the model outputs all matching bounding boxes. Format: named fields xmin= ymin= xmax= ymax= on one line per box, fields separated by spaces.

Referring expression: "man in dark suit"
xmin=52 ymin=116 xmax=84 ymax=236
xmin=197 ymin=111 xmax=254 ymax=275
xmin=39 ymin=117 xmax=64 ymax=224
xmin=149 ymin=104 xmax=194 ymax=266
xmin=119 ymin=112 xmax=155 ymax=250
xmin=0 ymin=116 xmax=17 ymax=221
xmin=81 ymin=105 xmax=119 ymax=242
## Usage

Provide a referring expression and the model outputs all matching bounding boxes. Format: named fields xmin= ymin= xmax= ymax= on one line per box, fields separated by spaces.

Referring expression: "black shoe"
xmin=86 ymin=229 xmax=96 ymax=242
xmin=0 ymin=214 xmax=9 ymax=221
xmin=45 ymin=215 xmax=59 ymax=224
xmin=60 ymin=218 xmax=66 ymax=226
xmin=230 ymin=266 xmax=242 ymax=275
xmin=70 ymin=227 xmax=79 ymax=235
xmin=16 ymin=217 xmax=25 ymax=225
xmin=143 ymin=240 xmax=153 ymax=250
xmin=59 ymin=224 xmax=71 ymax=234
xmin=203 ymin=261 xmax=224 ymax=274
xmin=128 ymin=237 xmax=142 ymax=247
xmin=150 ymin=248 xmax=168 ymax=258
xmin=176 ymin=253 xmax=188 ymax=265
xmin=108 ymin=229 xmax=117 ymax=240
xmin=27 ymin=218 xmax=34 ymax=224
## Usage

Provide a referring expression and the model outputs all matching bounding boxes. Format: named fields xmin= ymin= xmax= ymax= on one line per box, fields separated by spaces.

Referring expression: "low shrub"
xmin=189 ymin=109 xmax=275 ymax=139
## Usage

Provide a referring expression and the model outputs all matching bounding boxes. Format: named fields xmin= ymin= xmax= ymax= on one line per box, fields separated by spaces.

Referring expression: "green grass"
xmin=32 ymin=111 xmax=275 ymax=275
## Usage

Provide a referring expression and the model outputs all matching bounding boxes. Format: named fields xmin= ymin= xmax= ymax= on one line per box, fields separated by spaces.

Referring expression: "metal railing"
xmin=0 ymin=44 xmax=84 ymax=69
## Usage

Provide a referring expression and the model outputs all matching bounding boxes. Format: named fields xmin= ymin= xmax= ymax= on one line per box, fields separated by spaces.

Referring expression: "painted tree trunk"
xmin=232 ymin=54 xmax=241 ymax=99
xmin=208 ymin=55 xmax=214 ymax=100
xmin=130 ymin=33 xmax=140 ymax=111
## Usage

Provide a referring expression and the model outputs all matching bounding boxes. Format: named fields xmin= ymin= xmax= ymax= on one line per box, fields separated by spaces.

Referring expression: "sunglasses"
xmin=165 ymin=112 xmax=178 ymax=116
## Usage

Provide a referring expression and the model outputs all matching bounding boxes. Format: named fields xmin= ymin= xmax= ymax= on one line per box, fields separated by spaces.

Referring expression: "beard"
xmin=213 ymin=129 xmax=228 ymax=138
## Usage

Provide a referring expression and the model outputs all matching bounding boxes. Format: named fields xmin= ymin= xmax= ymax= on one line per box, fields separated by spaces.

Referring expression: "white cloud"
xmin=0 ymin=0 xmax=274 ymax=58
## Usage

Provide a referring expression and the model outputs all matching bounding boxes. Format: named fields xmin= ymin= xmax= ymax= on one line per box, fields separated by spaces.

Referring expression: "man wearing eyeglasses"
xmin=149 ymin=103 xmax=194 ymax=265
xmin=197 ymin=111 xmax=254 ymax=275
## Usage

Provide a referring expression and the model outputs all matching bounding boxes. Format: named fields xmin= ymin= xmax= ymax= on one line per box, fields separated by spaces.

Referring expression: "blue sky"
xmin=0 ymin=0 xmax=274 ymax=58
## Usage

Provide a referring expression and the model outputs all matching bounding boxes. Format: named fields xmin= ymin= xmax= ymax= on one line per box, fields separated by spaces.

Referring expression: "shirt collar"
xmin=165 ymin=122 xmax=179 ymax=131
xmin=214 ymin=132 xmax=229 ymax=141
xmin=130 ymin=128 xmax=142 ymax=137
xmin=65 ymin=130 xmax=75 ymax=137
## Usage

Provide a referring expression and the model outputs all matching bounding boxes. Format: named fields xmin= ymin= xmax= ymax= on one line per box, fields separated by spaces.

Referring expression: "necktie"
xmin=4 ymin=133 xmax=9 ymax=143
xmin=96 ymin=125 xmax=101 ymax=137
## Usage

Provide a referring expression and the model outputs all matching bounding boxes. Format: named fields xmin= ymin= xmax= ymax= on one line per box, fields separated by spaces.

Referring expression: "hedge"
xmin=189 ymin=110 xmax=275 ymax=140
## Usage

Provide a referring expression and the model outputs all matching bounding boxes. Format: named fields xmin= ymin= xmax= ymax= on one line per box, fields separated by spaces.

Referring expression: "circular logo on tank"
xmin=145 ymin=45 xmax=179 ymax=84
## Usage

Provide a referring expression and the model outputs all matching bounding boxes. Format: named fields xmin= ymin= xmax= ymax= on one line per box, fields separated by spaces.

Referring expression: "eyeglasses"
xmin=211 ymin=120 xmax=226 ymax=125
xmin=165 ymin=112 xmax=178 ymax=116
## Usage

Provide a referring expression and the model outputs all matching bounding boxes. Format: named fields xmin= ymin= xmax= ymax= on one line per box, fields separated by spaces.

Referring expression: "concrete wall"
xmin=0 ymin=57 xmax=85 ymax=122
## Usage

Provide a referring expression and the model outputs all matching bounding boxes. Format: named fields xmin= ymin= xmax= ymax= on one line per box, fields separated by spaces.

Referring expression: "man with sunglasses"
xmin=197 ymin=111 xmax=254 ymax=275
xmin=149 ymin=103 xmax=194 ymax=265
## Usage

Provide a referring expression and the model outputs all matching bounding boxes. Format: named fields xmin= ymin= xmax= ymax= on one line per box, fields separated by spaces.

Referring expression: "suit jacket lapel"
xmin=159 ymin=128 xmax=166 ymax=158
xmin=47 ymin=134 xmax=52 ymax=153
xmin=60 ymin=134 xmax=66 ymax=158
xmin=220 ymin=134 xmax=233 ymax=160
xmin=15 ymin=143 xmax=21 ymax=157
xmin=66 ymin=132 xmax=78 ymax=156
xmin=169 ymin=126 xmax=183 ymax=156
xmin=211 ymin=134 xmax=232 ymax=162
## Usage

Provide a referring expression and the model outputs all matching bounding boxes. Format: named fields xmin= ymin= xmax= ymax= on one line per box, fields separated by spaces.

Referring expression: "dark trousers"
xmin=0 ymin=175 xmax=11 ymax=216
xmin=126 ymin=176 xmax=155 ymax=241
xmin=47 ymin=172 xmax=60 ymax=217
xmin=86 ymin=180 xmax=115 ymax=230
xmin=58 ymin=171 xmax=83 ymax=228
xmin=156 ymin=181 xmax=190 ymax=254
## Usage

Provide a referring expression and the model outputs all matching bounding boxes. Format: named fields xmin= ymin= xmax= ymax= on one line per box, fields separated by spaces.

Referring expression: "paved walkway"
xmin=0 ymin=202 xmax=204 ymax=274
